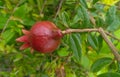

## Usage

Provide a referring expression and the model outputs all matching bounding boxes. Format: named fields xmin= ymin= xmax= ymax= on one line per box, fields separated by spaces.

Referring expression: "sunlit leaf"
xmin=81 ymin=55 xmax=90 ymax=68
xmin=101 ymin=0 xmax=119 ymax=6
xmin=0 ymin=15 xmax=9 ymax=29
xmin=91 ymin=57 xmax=112 ymax=72
xmin=57 ymin=48 xmax=69 ymax=57
xmin=14 ymin=4 xmax=30 ymax=19
xmin=98 ymin=72 xmax=120 ymax=77
xmin=1 ymin=29 xmax=15 ymax=44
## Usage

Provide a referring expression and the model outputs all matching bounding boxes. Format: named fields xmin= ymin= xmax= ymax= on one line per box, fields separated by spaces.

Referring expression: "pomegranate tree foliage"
xmin=0 ymin=0 xmax=120 ymax=77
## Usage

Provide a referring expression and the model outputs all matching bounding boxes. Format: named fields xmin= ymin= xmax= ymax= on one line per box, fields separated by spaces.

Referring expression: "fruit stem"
xmin=62 ymin=28 xmax=98 ymax=35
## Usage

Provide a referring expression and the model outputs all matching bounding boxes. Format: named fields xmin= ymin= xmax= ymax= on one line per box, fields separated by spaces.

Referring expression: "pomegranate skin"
xmin=16 ymin=21 xmax=63 ymax=53
xmin=29 ymin=21 xmax=62 ymax=53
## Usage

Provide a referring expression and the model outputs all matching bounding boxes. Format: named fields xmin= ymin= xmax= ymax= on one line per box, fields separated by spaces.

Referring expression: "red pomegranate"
xmin=16 ymin=21 xmax=63 ymax=53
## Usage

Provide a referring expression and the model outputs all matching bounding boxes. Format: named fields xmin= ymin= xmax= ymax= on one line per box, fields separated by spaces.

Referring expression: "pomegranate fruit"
xmin=16 ymin=21 xmax=63 ymax=53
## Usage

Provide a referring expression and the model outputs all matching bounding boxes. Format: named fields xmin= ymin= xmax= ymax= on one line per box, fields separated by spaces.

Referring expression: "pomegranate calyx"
xmin=16 ymin=21 xmax=62 ymax=53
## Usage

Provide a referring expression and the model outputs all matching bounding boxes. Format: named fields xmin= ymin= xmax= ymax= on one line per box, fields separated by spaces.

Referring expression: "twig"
xmin=105 ymin=31 xmax=120 ymax=42
xmin=62 ymin=28 xmax=98 ymax=34
xmin=62 ymin=28 xmax=120 ymax=62
xmin=40 ymin=0 xmax=47 ymax=15
xmin=54 ymin=0 xmax=64 ymax=18
xmin=62 ymin=28 xmax=120 ymax=42
xmin=1 ymin=0 xmax=22 ymax=35
xmin=98 ymin=28 xmax=120 ymax=62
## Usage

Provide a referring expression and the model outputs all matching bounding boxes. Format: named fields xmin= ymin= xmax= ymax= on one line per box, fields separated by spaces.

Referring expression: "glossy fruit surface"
xmin=16 ymin=21 xmax=63 ymax=53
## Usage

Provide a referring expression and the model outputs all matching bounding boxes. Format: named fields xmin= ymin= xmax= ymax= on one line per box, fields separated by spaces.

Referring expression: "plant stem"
xmin=98 ymin=28 xmax=120 ymax=62
xmin=62 ymin=28 xmax=120 ymax=62
xmin=105 ymin=31 xmax=120 ymax=42
xmin=62 ymin=28 xmax=98 ymax=34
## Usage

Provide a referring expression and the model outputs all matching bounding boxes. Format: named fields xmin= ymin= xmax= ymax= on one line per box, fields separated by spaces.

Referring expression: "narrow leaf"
xmin=79 ymin=0 xmax=88 ymax=8
xmin=98 ymin=72 xmax=120 ymax=77
xmin=92 ymin=0 xmax=99 ymax=4
xmin=1 ymin=29 xmax=15 ymax=44
xmin=107 ymin=17 xmax=120 ymax=31
xmin=69 ymin=33 xmax=82 ymax=62
xmin=87 ymin=34 xmax=97 ymax=50
xmin=91 ymin=57 xmax=112 ymax=72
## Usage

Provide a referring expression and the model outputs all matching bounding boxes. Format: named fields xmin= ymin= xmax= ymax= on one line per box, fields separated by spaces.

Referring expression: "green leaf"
xmin=59 ymin=12 xmax=70 ymax=27
xmin=107 ymin=17 xmax=120 ymax=31
xmin=87 ymin=34 xmax=103 ymax=52
xmin=98 ymin=72 xmax=120 ymax=77
xmin=91 ymin=57 xmax=112 ymax=72
xmin=98 ymin=35 xmax=103 ymax=51
xmin=28 ymin=0 xmax=35 ymax=6
xmin=79 ymin=0 xmax=88 ymax=8
xmin=57 ymin=48 xmax=69 ymax=57
xmin=71 ymin=14 xmax=81 ymax=28
xmin=23 ymin=17 xmax=35 ymax=26
xmin=117 ymin=62 xmax=120 ymax=72
xmin=1 ymin=29 xmax=15 ymax=44
xmin=14 ymin=4 xmax=29 ymax=19
xmin=92 ymin=0 xmax=99 ymax=4
xmin=96 ymin=17 xmax=105 ymax=27
xmin=106 ymin=6 xmax=116 ymax=23
xmin=36 ymin=0 xmax=43 ymax=11
xmin=81 ymin=55 xmax=90 ymax=68
xmin=13 ymin=53 xmax=23 ymax=62
xmin=87 ymin=34 xmax=97 ymax=50
xmin=0 ymin=15 xmax=9 ymax=29
xmin=69 ymin=33 xmax=82 ymax=62
xmin=0 ymin=0 xmax=4 ymax=6
xmin=41 ymin=74 xmax=49 ymax=77
xmin=71 ymin=6 xmax=91 ymax=28
xmin=108 ymin=61 xmax=117 ymax=71
xmin=105 ymin=6 xmax=120 ymax=31
xmin=80 ymin=6 xmax=91 ymax=28
xmin=4 ymin=0 xmax=13 ymax=10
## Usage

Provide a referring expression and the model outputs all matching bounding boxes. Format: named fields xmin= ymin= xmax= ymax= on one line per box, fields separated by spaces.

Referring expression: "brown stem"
xmin=62 ymin=29 xmax=120 ymax=42
xmin=98 ymin=28 xmax=120 ymax=62
xmin=105 ymin=31 xmax=120 ymax=42
xmin=62 ymin=28 xmax=99 ymax=34
xmin=62 ymin=28 xmax=120 ymax=62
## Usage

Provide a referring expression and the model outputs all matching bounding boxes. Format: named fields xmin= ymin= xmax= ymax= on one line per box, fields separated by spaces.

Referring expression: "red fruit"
xmin=16 ymin=21 xmax=63 ymax=53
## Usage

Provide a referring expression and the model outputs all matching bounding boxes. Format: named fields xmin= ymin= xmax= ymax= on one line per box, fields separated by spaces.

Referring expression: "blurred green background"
xmin=0 ymin=0 xmax=120 ymax=77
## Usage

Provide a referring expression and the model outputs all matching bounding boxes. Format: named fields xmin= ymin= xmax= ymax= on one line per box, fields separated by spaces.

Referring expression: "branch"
xmin=105 ymin=31 xmax=120 ymax=42
xmin=62 ymin=28 xmax=98 ymax=34
xmin=62 ymin=28 xmax=120 ymax=41
xmin=98 ymin=28 xmax=120 ymax=62
xmin=62 ymin=28 xmax=120 ymax=62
